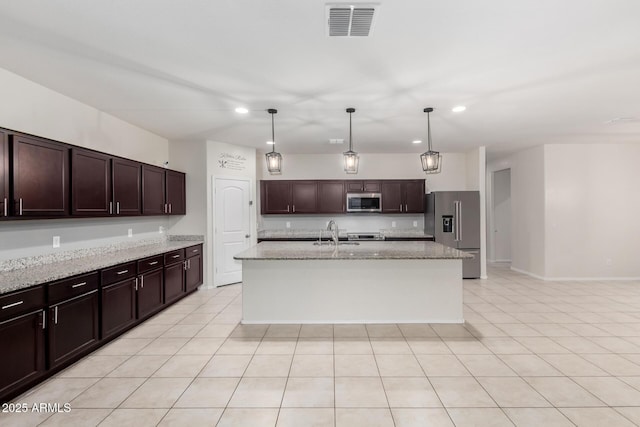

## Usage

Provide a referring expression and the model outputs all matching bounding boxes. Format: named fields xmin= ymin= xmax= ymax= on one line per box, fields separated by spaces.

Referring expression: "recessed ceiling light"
xmin=452 ymin=106 xmax=466 ymax=113
xmin=412 ymin=140 xmax=422 ymax=144
xmin=266 ymin=141 xmax=275 ymax=145
xmin=235 ymin=107 xmax=249 ymax=114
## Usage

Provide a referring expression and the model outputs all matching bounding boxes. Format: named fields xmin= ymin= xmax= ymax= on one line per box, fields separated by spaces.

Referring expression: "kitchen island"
xmin=234 ymin=241 xmax=472 ymax=324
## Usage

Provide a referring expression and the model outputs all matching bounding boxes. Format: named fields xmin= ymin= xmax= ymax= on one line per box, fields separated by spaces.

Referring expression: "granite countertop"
xmin=257 ymin=229 xmax=434 ymax=239
xmin=234 ymin=241 xmax=471 ymax=261
xmin=0 ymin=237 xmax=204 ymax=295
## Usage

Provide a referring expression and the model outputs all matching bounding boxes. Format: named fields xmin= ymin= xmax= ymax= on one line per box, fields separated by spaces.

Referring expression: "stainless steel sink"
xmin=313 ymin=241 xmax=360 ymax=246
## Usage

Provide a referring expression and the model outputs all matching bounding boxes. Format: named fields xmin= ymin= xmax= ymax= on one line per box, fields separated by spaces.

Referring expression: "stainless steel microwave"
xmin=346 ymin=193 xmax=382 ymax=212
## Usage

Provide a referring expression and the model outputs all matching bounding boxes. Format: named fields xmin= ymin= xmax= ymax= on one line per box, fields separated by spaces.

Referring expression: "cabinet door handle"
xmin=116 ymin=269 xmax=129 ymax=275
xmin=2 ymin=300 xmax=23 ymax=310
xmin=41 ymin=310 xmax=46 ymax=330
xmin=172 ymin=254 xmax=180 ymax=259
xmin=188 ymin=259 xmax=191 ymax=269
xmin=109 ymin=201 xmax=113 ymax=215
xmin=399 ymin=204 xmax=403 ymax=212
xmin=116 ymin=201 xmax=120 ymax=215
xmin=405 ymin=204 xmax=408 ymax=212
xmin=183 ymin=261 xmax=188 ymax=271
xmin=149 ymin=261 xmax=159 ymax=266
xmin=54 ymin=306 xmax=58 ymax=325
xmin=164 ymin=203 xmax=168 ymax=213
xmin=140 ymin=275 xmax=144 ymax=289
xmin=134 ymin=277 xmax=138 ymax=291
xmin=2 ymin=197 xmax=6 ymax=217
xmin=19 ymin=198 xmax=23 ymax=216
xmin=71 ymin=282 xmax=87 ymax=289
xmin=169 ymin=203 xmax=172 ymax=214
xmin=292 ymin=205 xmax=296 ymax=213
xmin=192 ymin=249 xmax=198 ymax=253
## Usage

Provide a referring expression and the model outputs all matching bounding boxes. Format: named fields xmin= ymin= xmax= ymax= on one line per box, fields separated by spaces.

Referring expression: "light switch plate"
xmin=53 ymin=236 xmax=60 ymax=248
xmin=128 ymin=228 xmax=133 ymax=237
xmin=413 ymin=221 xmax=418 ymax=227
xmin=391 ymin=221 xmax=396 ymax=228
xmin=286 ymin=222 xmax=291 ymax=228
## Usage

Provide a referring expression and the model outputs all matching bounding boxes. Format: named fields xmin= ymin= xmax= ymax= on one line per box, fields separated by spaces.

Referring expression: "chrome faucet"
xmin=327 ymin=220 xmax=339 ymax=245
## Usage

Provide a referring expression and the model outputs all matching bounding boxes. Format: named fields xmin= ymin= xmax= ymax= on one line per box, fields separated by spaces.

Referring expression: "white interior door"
xmin=492 ymin=169 xmax=511 ymax=262
xmin=214 ymin=178 xmax=251 ymax=286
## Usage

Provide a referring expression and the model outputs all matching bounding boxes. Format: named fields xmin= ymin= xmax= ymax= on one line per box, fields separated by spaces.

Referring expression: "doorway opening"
xmin=490 ymin=168 xmax=511 ymax=263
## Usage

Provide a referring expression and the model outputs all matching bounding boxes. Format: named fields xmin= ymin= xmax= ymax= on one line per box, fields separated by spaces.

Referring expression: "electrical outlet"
xmin=159 ymin=226 xmax=165 ymax=234
xmin=128 ymin=228 xmax=133 ymax=237
xmin=286 ymin=222 xmax=291 ymax=228
xmin=53 ymin=236 xmax=60 ymax=248
xmin=413 ymin=221 xmax=418 ymax=227
xmin=391 ymin=221 xmax=396 ymax=228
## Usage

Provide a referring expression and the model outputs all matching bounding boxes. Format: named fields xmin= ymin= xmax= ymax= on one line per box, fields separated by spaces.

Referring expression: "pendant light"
xmin=265 ymin=108 xmax=282 ymax=174
xmin=343 ymin=107 xmax=359 ymax=174
xmin=420 ymin=107 xmax=442 ymax=174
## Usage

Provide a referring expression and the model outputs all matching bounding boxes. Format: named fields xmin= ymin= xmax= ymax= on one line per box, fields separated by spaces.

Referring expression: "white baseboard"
xmin=510 ymin=266 xmax=640 ymax=281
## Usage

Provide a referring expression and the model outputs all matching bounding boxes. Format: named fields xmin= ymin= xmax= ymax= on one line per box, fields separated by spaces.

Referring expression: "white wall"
xmin=465 ymin=147 xmax=487 ymax=279
xmin=492 ymin=168 xmax=511 ymax=262
xmin=508 ymin=145 xmax=546 ymax=278
xmin=544 ymin=144 xmax=640 ymax=279
xmin=0 ymin=67 xmax=170 ymax=260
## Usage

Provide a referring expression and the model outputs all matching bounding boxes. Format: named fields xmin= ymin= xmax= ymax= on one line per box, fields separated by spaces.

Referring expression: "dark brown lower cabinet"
xmin=164 ymin=262 xmax=185 ymax=304
xmin=138 ymin=268 xmax=164 ymax=319
xmin=185 ymin=254 xmax=203 ymax=292
xmin=101 ymin=278 xmax=137 ymax=339
xmin=0 ymin=310 xmax=46 ymax=399
xmin=48 ymin=291 xmax=99 ymax=368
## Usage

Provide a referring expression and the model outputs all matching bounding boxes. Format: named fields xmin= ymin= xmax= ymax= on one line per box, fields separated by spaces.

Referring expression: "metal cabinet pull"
xmin=2 ymin=300 xmax=24 ymax=310
xmin=19 ymin=198 xmax=23 ymax=216
xmin=71 ymin=282 xmax=87 ymax=288
xmin=2 ymin=198 xmax=7 ymax=217
xmin=134 ymin=277 xmax=138 ymax=291
xmin=192 ymin=249 xmax=198 ymax=253
xmin=169 ymin=203 xmax=172 ymax=214
xmin=149 ymin=261 xmax=159 ymax=266
xmin=188 ymin=259 xmax=191 ymax=269
xmin=141 ymin=275 xmax=144 ymax=289
xmin=399 ymin=204 xmax=403 ymax=212
xmin=116 ymin=201 xmax=120 ymax=215
xmin=405 ymin=204 xmax=408 ymax=212
xmin=292 ymin=205 xmax=296 ymax=213
xmin=287 ymin=204 xmax=290 ymax=212
xmin=109 ymin=201 xmax=113 ymax=214
xmin=116 ymin=269 xmax=129 ymax=275
xmin=54 ymin=306 xmax=58 ymax=324
xmin=42 ymin=310 xmax=46 ymax=330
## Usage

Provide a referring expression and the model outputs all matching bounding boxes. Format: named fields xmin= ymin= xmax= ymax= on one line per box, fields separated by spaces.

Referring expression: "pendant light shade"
xmin=265 ymin=108 xmax=282 ymax=174
xmin=420 ymin=107 xmax=442 ymax=174
xmin=343 ymin=107 xmax=359 ymax=174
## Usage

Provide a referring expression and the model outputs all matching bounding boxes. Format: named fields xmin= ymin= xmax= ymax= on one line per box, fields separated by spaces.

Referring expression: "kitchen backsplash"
xmin=260 ymin=214 xmax=424 ymax=233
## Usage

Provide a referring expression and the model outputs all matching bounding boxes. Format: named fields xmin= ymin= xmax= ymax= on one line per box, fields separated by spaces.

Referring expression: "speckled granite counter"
xmin=257 ymin=229 xmax=434 ymax=240
xmin=235 ymin=241 xmax=469 ymax=261
xmin=0 ymin=236 xmax=204 ymax=295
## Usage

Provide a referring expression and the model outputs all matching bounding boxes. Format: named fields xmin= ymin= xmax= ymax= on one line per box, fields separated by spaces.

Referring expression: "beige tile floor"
xmin=4 ymin=263 xmax=640 ymax=426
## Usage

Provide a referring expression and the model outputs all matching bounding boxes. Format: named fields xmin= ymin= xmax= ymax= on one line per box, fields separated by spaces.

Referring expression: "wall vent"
xmin=327 ymin=4 xmax=378 ymax=37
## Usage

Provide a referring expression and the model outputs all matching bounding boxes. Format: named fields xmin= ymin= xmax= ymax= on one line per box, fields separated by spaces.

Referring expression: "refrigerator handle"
xmin=458 ymin=201 xmax=463 ymax=242
xmin=453 ymin=201 xmax=458 ymax=241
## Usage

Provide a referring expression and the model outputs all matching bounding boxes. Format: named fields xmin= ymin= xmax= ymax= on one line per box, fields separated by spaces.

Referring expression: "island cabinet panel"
xmin=381 ymin=181 xmax=403 ymax=213
xmin=71 ymin=149 xmax=112 ymax=216
xmin=48 ymin=290 xmax=99 ymax=368
xmin=11 ymin=134 xmax=70 ymax=217
xmin=112 ymin=158 xmax=142 ymax=216
xmin=345 ymin=180 xmax=381 ymax=193
xmin=291 ymin=181 xmax=317 ymax=213
xmin=317 ymin=181 xmax=345 ymax=213
xmin=261 ymin=180 xmax=291 ymax=214
xmin=0 ymin=130 xmax=8 ymax=218
xmin=165 ymin=170 xmax=186 ymax=215
xmin=137 ymin=268 xmax=164 ymax=319
xmin=142 ymin=165 xmax=166 ymax=215
xmin=0 ymin=285 xmax=47 ymax=400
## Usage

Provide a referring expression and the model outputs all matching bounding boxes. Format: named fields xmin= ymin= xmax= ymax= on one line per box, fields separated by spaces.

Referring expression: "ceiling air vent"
xmin=327 ymin=4 xmax=378 ymax=37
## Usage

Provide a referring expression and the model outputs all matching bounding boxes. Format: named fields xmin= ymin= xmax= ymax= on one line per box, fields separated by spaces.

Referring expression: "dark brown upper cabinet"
xmin=165 ymin=170 xmax=186 ymax=215
xmin=345 ymin=180 xmax=381 ymax=193
xmin=291 ymin=181 xmax=317 ymax=213
xmin=112 ymin=158 xmax=142 ymax=216
xmin=142 ymin=165 xmax=166 ymax=215
xmin=261 ymin=180 xmax=292 ymax=214
xmin=317 ymin=181 xmax=345 ymax=213
xmin=381 ymin=179 xmax=425 ymax=213
xmin=11 ymin=134 xmax=69 ymax=217
xmin=72 ymin=149 xmax=112 ymax=216
xmin=0 ymin=130 xmax=8 ymax=218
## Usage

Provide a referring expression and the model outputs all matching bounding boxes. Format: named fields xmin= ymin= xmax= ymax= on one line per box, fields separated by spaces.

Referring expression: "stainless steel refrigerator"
xmin=425 ymin=191 xmax=481 ymax=278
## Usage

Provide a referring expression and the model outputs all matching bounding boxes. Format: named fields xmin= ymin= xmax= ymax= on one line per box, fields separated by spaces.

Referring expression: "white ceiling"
xmin=1 ymin=0 xmax=639 ymax=158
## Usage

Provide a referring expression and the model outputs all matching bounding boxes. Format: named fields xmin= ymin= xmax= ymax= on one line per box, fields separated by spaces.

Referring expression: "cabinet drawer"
xmin=138 ymin=255 xmax=164 ymax=274
xmin=185 ymin=244 xmax=202 ymax=259
xmin=164 ymin=249 xmax=185 ymax=265
xmin=101 ymin=262 xmax=136 ymax=286
xmin=0 ymin=286 xmax=45 ymax=321
xmin=48 ymin=272 xmax=99 ymax=304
